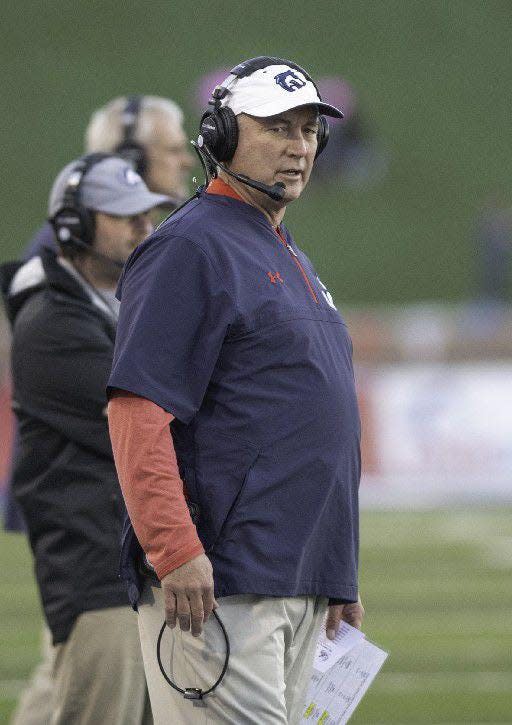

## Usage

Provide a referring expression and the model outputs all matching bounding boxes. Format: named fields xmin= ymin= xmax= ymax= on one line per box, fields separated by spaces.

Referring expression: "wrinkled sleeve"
xmin=12 ymin=308 xmax=114 ymax=459
xmin=108 ymin=391 xmax=204 ymax=579
xmin=108 ymin=234 xmax=235 ymax=423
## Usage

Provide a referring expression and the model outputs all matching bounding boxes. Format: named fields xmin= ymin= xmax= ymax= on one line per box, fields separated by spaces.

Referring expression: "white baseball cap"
xmin=218 ymin=63 xmax=344 ymax=119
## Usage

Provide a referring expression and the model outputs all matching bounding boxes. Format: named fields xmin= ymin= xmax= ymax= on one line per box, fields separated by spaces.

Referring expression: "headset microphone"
xmin=193 ymin=139 xmax=286 ymax=202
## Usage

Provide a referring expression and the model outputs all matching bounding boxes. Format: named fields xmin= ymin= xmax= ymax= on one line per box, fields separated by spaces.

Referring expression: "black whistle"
xmin=184 ymin=688 xmax=203 ymax=700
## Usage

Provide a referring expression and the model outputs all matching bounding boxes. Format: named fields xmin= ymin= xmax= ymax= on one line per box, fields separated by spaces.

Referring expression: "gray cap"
xmin=48 ymin=156 xmax=171 ymax=218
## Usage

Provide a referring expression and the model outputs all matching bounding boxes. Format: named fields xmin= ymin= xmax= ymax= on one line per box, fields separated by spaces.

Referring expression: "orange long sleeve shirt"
xmin=108 ymin=391 xmax=204 ymax=579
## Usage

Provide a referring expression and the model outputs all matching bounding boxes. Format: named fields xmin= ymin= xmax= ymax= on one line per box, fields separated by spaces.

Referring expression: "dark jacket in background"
xmin=0 ymin=249 xmax=128 ymax=643
xmin=3 ymin=222 xmax=57 ymax=532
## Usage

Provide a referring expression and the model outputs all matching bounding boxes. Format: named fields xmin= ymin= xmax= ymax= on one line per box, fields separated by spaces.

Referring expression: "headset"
xmin=198 ymin=56 xmax=330 ymax=165
xmin=115 ymin=95 xmax=148 ymax=178
xmin=50 ymin=153 xmax=125 ymax=270
xmin=51 ymin=152 xmax=114 ymax=248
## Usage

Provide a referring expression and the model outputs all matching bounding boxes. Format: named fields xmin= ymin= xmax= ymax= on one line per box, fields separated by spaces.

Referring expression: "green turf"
xmin=2 ymin=1 xmax=512 ymax=303
xmin=2 ymin=508 xmax=512 ymax=722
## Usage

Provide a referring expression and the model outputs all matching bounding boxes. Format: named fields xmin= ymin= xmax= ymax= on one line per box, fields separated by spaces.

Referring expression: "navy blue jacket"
xmin=109 ymin=189 xmax=361 ymax=604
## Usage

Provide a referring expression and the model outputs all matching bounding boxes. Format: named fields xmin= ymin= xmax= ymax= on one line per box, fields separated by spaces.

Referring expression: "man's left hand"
xmin=325 ymin=595 xmax=364 ymax=640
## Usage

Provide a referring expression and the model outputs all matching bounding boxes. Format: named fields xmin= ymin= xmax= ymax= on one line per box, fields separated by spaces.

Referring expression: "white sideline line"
xmin=2 ymin=671 xmax=511 ymax=700
xmin=0 ymin=678 xmax=25 ymax=698
xmin=373 ymin=671 xmax=512 ymax=693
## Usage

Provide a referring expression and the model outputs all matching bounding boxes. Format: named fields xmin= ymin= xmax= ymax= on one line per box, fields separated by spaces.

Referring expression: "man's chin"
xmin=282 ymin=185 xmax=304 ymax=204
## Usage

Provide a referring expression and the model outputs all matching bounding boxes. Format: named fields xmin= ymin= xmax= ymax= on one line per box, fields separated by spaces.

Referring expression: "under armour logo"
xmin=268 ymin=271 xmax=284 ymax=284
xmin=274 ymin=70 xmax=307 ymax=92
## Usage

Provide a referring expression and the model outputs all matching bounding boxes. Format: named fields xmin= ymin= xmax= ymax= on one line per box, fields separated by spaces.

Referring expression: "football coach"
xmin=107 ymin=56 xmax=364 ymax=724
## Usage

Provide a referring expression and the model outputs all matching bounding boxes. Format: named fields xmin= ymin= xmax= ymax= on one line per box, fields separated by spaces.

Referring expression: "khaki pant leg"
xmin=11 ymin=623 xmax=55 ymax=725
xmin=138 ymin=583 xmax=324 ymax=725
xmin=51 ymin=606 xmax=150 ymax=725
xmin=283 ymin=597 xmax=328 ymax=725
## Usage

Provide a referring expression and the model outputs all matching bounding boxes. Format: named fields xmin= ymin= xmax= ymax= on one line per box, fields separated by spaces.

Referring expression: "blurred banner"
xmin=358 ymin=362 xmax=512 ymax=507
xmin=2 ymin=304 xmax=512 ymax=508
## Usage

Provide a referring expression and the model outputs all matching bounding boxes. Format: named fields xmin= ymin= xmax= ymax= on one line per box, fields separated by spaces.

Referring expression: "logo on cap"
xmin=274 ymin=70 xmax=307 ymax=93
xmin=124 ymin=168 xmax=142 ymax=186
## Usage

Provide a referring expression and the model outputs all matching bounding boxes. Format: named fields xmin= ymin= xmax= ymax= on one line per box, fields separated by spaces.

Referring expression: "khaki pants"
xmin=138 ymin=583 xmax=327 ymax=724
xmin=51 ymin=606 xmax=152 ymax=725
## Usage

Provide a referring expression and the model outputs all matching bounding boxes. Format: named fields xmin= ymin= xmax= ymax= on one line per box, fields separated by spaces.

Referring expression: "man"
xmin=108 ymin=57 xmax=364 ymax=724
xmin=1 ymin=154 xmax=170 ymax=724
xmin=23 ymin=94 xmax=194 ymax=259
xmin=86 ymin=95 xmax=194 ymax=199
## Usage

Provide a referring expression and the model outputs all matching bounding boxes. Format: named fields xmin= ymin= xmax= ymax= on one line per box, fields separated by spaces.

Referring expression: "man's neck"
xmin=216 ymin=171 xmax=286 ymax=228
xmin=70 ymin=255 xmax=118 ymax=292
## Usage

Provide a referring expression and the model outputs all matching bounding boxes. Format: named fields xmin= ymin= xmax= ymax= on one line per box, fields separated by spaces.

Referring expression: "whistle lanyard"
xmin=156 ymin=609 xmax=230 ymax=700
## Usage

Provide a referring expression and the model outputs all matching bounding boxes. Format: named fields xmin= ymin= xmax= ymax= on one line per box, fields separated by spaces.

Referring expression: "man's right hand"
xmin=161 ymin=553 xmax=217 ymax=637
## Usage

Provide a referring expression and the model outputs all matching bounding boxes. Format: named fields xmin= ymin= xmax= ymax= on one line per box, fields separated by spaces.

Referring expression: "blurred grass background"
xmin=3 ymin=509 xmax=512 ymax=723
xmin=2 ymin=0 xmax=512 ymax=303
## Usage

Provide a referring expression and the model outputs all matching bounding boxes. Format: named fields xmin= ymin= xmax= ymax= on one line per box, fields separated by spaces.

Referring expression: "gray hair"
xmin=85 ymin=96 xmax=184 ymax=152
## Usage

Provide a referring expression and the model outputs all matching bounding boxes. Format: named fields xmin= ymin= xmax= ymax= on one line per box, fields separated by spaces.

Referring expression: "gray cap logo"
xmin=123 ymin=167 xmax=143 ymax=186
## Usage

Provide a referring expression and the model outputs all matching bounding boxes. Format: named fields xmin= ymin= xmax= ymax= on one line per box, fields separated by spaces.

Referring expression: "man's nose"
xmin=286 ymin=133 xmax=309 ymax=157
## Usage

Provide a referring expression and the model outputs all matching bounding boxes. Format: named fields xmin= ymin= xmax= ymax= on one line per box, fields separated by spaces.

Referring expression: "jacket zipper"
xmin=275 ymin=229 xmax=319 ymax=304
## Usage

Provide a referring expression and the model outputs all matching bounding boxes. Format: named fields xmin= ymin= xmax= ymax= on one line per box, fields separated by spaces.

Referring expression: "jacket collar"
xmin=0 ymin=248 xmax=115 ymax=327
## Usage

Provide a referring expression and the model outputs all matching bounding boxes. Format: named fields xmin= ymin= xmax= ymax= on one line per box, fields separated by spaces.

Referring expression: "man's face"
xmin=94 ymin=211 xmax=153 ymax=270
xmin=144 ymin=113 xmax=194 ymax=198
xmin=227 ymin=106 xmax=319 ymax=205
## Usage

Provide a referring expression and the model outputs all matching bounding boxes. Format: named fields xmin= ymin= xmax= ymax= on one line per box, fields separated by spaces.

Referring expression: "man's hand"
xmin=326 ymin=594 xmax=364 ymax=640
xmin=161 ymin=553 xmax=218 ymax=638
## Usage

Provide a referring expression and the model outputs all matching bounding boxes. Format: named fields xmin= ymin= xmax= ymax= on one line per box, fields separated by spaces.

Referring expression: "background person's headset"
xmin=198 ymin=56 xmax=330 ymax=164
xmin=115 ymin=95 xmax=148 ymax=178
xmin=50 ymin=152 xmax=124 ymax=269
xmin=51 ymin=152 xmax=113 ymax=248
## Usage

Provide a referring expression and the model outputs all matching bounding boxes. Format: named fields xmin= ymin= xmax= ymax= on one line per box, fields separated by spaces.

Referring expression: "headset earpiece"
xmin=51 ymin=152 xmax=113 ymax=249
xmin=116 ymin=140 xmax=148 ymax=178
xmin=52 ymin=206 xmax=96 ymax=247
xmin=315 ymin=116 xmax=329 ymax=158
xmin=199 ymin=107 xmax=239 ymax=162
xmin=115 ymin=96 xmax=148 ymax=178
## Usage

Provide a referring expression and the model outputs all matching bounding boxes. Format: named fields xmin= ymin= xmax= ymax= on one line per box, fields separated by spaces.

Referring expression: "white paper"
xmin=313 ymin=622 xmax=365 ymax=673
xmin=301 ymin=637 xmax=388 ymax=725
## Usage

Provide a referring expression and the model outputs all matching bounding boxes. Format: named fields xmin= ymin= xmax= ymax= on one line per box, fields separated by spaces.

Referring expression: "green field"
xmin=2 ymin=1 xmax=512 ymax=303
xmin=2 ymin=507 xmax=512 ymax=723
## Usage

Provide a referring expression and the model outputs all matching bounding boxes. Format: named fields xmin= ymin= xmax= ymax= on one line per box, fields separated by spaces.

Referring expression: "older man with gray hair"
xmin=86 ymin=95 xmax=193 ymax=199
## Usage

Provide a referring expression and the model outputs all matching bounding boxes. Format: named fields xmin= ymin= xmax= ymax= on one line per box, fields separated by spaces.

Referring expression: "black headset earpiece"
xmin=199 ymin=106 xmax=239 ymax=163
xmin=198 ymin=56 xmax=329 ymax=162
xmin=316 ymin=115 xmax=329 ymax=157
xmin=115 ymin=95 xmax=148 ymax=178
xmin=51 ymin=152 xmax=114 ymax=248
